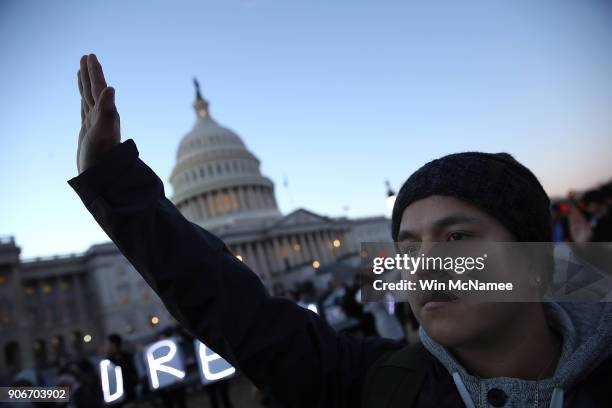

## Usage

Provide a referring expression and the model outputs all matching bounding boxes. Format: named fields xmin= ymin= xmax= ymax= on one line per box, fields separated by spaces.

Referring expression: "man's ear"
xmin=526 ymin=243 xmax=554 ymax=297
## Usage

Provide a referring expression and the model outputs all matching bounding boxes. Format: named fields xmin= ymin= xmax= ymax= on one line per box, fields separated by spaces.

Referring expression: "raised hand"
xmin=568 ymin=205 xmax=593 ymax=243
xmin=76 ymin=54 xmax=121 ymax=174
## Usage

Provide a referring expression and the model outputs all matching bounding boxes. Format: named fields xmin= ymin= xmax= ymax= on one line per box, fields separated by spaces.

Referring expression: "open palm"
xmin=76 ymin=54 xmax=121 ymax=174
xmin=568 ymin=206 xmax=593 ymax=243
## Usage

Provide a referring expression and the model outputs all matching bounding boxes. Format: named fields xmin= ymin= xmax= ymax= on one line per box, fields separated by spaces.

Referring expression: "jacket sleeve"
xmin=68 ymin=139 xmax=400 ymax=407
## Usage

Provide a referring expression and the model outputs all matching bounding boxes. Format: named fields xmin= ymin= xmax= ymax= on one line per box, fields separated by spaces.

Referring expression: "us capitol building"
xmin=0 ymin=82 xmax=390 ymax=382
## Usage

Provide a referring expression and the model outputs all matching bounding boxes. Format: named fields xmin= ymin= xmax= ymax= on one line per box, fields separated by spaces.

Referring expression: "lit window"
xmin=205 ymin=195 xmax=214 ymax=215
xmin=33 ymin=339 xmax=43 ymax=350
xmin=233 ymin=190 xmax=240 ymax=210
xmin=224 ymin=192 xmax=232 ymax=211
xmin=215 ymin=194 xmax=223 ymax=214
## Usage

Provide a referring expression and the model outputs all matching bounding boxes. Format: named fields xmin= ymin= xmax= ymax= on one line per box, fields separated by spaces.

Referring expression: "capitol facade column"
xmin=317 ymin=231 xmax=332 ymax=264
xmin=272 ymin=238 xmax=285 ymax=272
xmin=255 ymin=242 xmax=271 ymax=280
xmin=325 ymin=230 xmax=338 ymax=261
xmin=237 ymin=187 xmax=247 ymax=209
xmin=255 ymin=186 xmax=265 ymax=209
xmin=211 ymin=191 xmax=220 ymax=215
xmin=203 ymin=195 xmax=211 ymax=217
xmin=204 ymin=193 xmax=215 ymax=217
xmin=297 ymin=234 xmax=312 ymax=262
xmin=265 ymin=240 xmax=280 ymax=274
xmin=192 ymin=197 xmax=202 ymax=219
xmin=290 ymin=235 xmax=305 ymax=264
xmin=245 ymin=187 xmax=255 ymax=209
xmin=305 ymin=233 xmax=321 ymax=264
xmin=180 ymin=201 xmax=190 ymax=220
xmin=243 ymin=242 xmax=257 ymax=274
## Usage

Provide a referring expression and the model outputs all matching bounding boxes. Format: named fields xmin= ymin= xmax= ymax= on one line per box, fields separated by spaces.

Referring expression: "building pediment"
xmin=272 ymin=209 xmax=331 ymax=228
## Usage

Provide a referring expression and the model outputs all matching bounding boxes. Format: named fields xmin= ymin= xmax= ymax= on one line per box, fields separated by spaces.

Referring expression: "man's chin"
xmin=419 ymin=303 xmax=473 ymax=346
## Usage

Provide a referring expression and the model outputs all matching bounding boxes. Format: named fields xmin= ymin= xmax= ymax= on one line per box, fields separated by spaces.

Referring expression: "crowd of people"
xmin=551 ymin=180 xmax=612 ymax=243
xmin=6 ymin=279 xmax=414 ymax=408
xmin=7 ymin=328 xmax=235 ymax=408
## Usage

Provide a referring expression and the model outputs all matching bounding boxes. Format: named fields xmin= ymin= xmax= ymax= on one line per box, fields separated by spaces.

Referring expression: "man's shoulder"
xmin=569 ymin=354 xmax=612 ymax=406
xmin=361 ymin=343 xmax=438 ymax=408
xmin=372 ymin=342 xmax=430 ymax=368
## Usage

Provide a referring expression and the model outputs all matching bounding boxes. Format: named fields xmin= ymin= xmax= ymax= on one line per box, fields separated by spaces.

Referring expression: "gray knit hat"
xmin=391 ymin=152 xmax=552 ymax=242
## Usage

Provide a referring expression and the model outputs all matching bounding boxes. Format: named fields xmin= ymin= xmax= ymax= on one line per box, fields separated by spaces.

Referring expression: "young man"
xmin=71 ymin=54 xmax=612 ymax=407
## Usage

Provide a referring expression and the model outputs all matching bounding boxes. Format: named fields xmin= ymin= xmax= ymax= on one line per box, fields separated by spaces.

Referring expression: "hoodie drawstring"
xmin=452 ymin=371 xmax=477 ymax=408
xmin=549 ymin=387 xmax=564 ymax=408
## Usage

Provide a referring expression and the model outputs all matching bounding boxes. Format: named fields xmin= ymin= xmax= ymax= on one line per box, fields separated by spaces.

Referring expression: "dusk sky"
xmin=1 ymin=0 xmax=611 ymax=258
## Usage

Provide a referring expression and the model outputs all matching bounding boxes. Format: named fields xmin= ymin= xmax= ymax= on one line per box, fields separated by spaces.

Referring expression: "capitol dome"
xmin=170 ymin=80 xmax=281 ymax=231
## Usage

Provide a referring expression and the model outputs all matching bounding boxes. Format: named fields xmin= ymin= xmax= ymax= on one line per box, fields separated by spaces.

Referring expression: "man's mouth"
xmin=420 ymin=290 xmax=459 ymax=310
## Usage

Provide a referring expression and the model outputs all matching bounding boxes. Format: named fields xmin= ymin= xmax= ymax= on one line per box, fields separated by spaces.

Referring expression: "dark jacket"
xmin=68 ymin=139 xmax=401 ymax=407
xmin=68 ymin=140 xmax=611 ymax=407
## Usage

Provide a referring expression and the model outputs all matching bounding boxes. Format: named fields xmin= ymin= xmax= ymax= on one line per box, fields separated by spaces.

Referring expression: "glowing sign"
xmin=99 ymin=337 xmax=235 ymax=403
xmin=145 ymin=338 xmax=186 ymax=389
xmin=100 ymin=359 xmax=124 ymax=404
xmin=194 ymin=340 xmax=236 ymax=384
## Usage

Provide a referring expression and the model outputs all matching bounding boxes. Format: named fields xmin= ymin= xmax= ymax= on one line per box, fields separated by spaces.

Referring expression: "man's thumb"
xmin=98 ymin=87 xmax=116 ymax=113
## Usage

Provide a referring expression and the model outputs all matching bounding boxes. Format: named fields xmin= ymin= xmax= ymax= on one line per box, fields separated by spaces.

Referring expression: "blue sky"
xmin=1 ymin=0 xmax=611 ymax=258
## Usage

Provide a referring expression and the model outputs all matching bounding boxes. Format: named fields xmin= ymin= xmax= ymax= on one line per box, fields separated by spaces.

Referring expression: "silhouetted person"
xmin=107 ymin=334 xmax=138 ymax=403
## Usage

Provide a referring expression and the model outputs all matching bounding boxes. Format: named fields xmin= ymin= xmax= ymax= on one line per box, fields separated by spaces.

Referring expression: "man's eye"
xmin=448 ymin=232 xmax=468 ymax=241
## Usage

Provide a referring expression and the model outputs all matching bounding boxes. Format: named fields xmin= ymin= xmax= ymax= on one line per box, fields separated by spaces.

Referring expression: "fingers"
xmin=95 ymin=86 xmax=121 ymax=145
xmin=87 ymin=54 xmax=107 ymax=103
xmin=569 ymin=206 xmax=585 ymax=223
xmin=568 ymin=206 xmax=592 ymax=242
xmin=78 ymin=99 xmax=86 ymax=152
xmin=97 ymin=86 xmax=116 ymax=114
xmin=79 ymin=55 xmax=94 ymax=108
xmin=77 ymin=71 xmax=89 ymax=115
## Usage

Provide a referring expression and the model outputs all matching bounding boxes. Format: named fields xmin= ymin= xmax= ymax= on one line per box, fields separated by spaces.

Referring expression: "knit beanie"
xmin=391 ymin=152 xmax=552 ymax=242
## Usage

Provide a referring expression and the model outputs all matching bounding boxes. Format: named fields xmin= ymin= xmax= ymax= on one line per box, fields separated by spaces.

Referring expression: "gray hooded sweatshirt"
xmin=420 ymin=302 xmax=612 ymax=408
